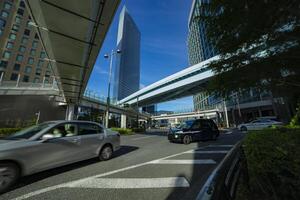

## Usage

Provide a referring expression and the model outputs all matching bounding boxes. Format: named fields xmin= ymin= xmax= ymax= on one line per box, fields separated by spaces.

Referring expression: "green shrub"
xmin=242 ymin=128 xmax=300 ymax=200
xmin=0 ymin=128 xmax=22 ymax=137
xmin=110 ymin=128 xmax=133 ymax=135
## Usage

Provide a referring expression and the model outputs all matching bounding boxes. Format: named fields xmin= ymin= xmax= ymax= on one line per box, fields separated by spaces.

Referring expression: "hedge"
xmin=239 ymin=128 xmax=300 ymax=200
xmin=0 ymin=128 xmax=21 ymax=137
xmin=110 ymin=128 xmax=133 ymax=135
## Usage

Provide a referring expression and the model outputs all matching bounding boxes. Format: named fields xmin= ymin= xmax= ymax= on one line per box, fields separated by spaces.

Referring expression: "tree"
xmin=199 ymin=0 xmax=300 ymax=101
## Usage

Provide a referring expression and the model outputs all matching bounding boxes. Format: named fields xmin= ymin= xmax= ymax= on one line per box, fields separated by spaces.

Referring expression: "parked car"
xmin=238 ymin=119 xmax=284 ymax=131
xmin=168 ymin=119 xmax=219 ymax=144
xmin=0 ymin=120 xmax=120 ymax=193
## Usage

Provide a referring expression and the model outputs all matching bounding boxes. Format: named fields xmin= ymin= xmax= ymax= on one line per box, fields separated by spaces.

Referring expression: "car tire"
xmin=99 ymin=145 xmax=113 ymax=161
xmin=241 ymin=126 xmax=247 ymax=132
xmin=0 ymin=162 xmax=20 ymax=194
xmin=182 ymin=135 xmax=192 ymax=145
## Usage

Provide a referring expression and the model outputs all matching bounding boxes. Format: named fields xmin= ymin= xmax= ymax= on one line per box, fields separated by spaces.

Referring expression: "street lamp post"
xmin=104 ymin=49 xmax=121 ymax=128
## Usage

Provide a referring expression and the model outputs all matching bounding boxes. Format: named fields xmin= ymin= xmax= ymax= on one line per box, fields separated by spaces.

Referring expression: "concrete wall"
xmin=0 ymin=95 xmax=65 ymax=127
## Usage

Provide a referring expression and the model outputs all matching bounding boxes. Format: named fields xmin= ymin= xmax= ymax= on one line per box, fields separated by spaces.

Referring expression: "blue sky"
xmin=87 ymin=0 xmax=194 ymax=111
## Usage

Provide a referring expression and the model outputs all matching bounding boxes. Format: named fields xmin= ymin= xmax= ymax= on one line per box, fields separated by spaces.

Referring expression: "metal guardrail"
xmin=196 ymin=142 xmax=248 ymax=200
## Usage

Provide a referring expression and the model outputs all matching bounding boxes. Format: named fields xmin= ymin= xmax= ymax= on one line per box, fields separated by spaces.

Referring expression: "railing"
xmin=0 ymin=80 xmax=59 ymax=90
xmin=196 ymin=142 xmax=249 ymax=200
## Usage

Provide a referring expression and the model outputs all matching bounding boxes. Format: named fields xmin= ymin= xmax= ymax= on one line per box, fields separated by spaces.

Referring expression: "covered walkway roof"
xmin=25 ymin=0 xmax=120 ymax=103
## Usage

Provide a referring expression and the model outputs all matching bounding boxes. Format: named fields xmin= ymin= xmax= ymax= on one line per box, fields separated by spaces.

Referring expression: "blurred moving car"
xmin=238 ymin=119 xmax=284 ymax=131
xmin=0 ymin=120 xmax=120 ymax=193
xmin=168 ymin=119 xmax=219 ymax=144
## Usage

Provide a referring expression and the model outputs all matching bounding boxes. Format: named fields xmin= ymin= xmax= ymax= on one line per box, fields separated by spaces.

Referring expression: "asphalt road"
xmin=1 ymin=129 xmax=244 ymax=200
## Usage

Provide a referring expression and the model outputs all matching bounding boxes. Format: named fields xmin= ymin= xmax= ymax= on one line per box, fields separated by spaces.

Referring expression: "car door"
xmin=248 ymin=120 xmax=259 ymax=130
xmin=200 ymin=120 xmax=213 ymax=140
xmin=78 ymin=123 xmax=105 ymax=158
xmin=190 ymin=120 xmax=202 ymax=141
xmin=24 ymin=123 xmax=83 ymax=173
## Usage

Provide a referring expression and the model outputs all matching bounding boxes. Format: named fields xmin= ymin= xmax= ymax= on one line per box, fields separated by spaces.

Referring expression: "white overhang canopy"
xmin=25 ymin=0 xmax=120 ymax=103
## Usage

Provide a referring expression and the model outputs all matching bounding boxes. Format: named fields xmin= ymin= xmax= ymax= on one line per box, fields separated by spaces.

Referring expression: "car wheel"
xmin=241 ymin=126 xmax=247 ymax=132
xmin=182 ymin=135 xmax=192 ymax=145
xmin=99 ymin=145 xmax=113 ymax=161
xmin=0 ymin=162 xmax=20 ymax=194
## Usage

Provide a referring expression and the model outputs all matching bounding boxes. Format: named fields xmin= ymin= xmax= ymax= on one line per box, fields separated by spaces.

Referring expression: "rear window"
xmin=79 ymin=123 xmax=103 ymax=135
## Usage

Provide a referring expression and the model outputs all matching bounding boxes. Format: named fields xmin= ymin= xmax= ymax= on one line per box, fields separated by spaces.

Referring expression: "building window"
xmin=10 ymin=73 xmax=18 ymax=81
xmin=24 ymin=66 xmax=32 ymax=74
xmin=2 ymin=51 xmax=11 ymax=59
xmin=1 ymin=10 xmax=9 ymax=18
xmin=35 ymin=68 xmax=41 ymax=76
xmin=6 ymin=42 xmax=13 ymax=49
xmin=12 ymin=24 xmax=19 ymax=32
xmin=32 ymin=41 xmax=38 ymax=49
xmin=20 ymin=1 xmax=26 ymax=8
xmin=45 ymin=70 xmax=51 ymax=77
xmin=21 ymin=37 xmax=28 ymax=44
xmin=30 ymin=49 xmax=36 ymax=56
xmin=17 ymin=8 xmax=24 ymax=16
xmin=13 ymin=63 xmax=20 ymax=71
xmin=16 ymin=54 xmax=23 ymax=62
xmin=19 ymin=45 xmax=26 ymax=53
xmin=33 ymin=77 xmax=40 ymax=83
xmin=40 ymin=51 xmax=46 ymax=59
xmin=15 ymin=16 xmax=21 ymax=24
xmin=34 ymin=33 xmax=39 ymax=39
xmin=0 ymin=19 xmax=6 ymax=29
xmin=23 ymin=75 xmax=29 ymax=82
xmin=0 ymin=60 xmax=8 ymax=69
xmin=24 ymin=29 xmax=30 ymax=36
xmin=27 ymin=57 xmax=34 ymax=65
xmin=9 ymin=33 xmax=16 ymax=40
xmin=4 ymin=2 xmax=12 ymax=10
xmin=37 ymin=60 xmax=44 ymax=68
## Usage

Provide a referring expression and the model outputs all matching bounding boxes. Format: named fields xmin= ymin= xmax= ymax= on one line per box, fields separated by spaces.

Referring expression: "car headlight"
xmin=174 ymin=135 xmax=178 ymax=138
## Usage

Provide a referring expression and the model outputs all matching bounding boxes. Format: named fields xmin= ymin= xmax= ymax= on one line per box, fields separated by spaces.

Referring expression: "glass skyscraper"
xmin=187 ymin=0 xmax=216 ymax=110
xmin=113 ymin=6 xmax=140 ymax=101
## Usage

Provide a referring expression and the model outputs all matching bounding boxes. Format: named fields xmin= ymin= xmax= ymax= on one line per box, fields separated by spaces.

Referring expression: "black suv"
xmin=168 ymin=119 xmax=220 ymax=144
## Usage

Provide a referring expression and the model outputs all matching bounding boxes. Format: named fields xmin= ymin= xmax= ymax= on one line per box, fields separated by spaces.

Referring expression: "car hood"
xmin=0 ymin=139 xmax=28 ymax=151
xmin=170 ymin=127 xmax=192 ymax=134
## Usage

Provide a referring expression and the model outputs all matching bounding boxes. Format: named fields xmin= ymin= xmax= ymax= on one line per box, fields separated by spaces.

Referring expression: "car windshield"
xmin=180 ymin=120 xmax=195 ymax=129
xmin=5 ymin=122 xmax=55 ymax=140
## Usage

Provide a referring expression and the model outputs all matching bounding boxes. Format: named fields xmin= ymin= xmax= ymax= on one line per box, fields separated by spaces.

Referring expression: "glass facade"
xmin=112 ymin=6 xmax=141 ymax=101
xmin=187 ymin=0 xmax=216 ymax=111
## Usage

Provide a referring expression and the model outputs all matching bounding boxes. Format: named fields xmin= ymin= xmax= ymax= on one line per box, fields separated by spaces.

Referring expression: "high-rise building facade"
xmin=0 ymin=0 xmax=52 ymax=84
xmin=187 ymin=0 xmax=216 ymax=111
xmin=113 ymin=6 xmax=140 ymax=101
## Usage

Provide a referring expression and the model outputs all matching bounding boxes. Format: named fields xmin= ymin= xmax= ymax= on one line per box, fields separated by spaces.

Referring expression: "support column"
xmin=223 ymin=100 xmax=229 ymax=128
xmin=66 ymin=104 xmax=75 ymax=120
xmin=121 ymin=114 xmax=127 ymax=129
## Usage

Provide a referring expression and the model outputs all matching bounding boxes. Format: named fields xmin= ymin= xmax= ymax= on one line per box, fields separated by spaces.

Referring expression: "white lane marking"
xmin=131 ymin=135 xmax=156 ymax=141
xmin=66 ymin=177 xmax=190 ymax=189
xmin=208 ymin=144 xmax=234 ymax=147
xmin=187 ymin=150 xmax=229 ymax=154
xmin=149 ymin=159 xmax=216 ymax=165
xmin=225 ymin=131 xmax=233 ymax=134
xmin=12 ymin=148 xmax=201 ymax=200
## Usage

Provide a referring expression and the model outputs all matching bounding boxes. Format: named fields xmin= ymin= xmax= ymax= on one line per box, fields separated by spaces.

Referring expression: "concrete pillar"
xmin=0 ymin=71 xmax=4 ymax=85
xmin=174 ymin=118 xmax=178 ymax=124
xmin=121 ymin=114 xmax=127 ymax=129
xmin=223 ymin=100 xmax=229 ymax=128
xmin=16 ymin=74 xmax=20 ymax=87
xmin=66 ymin=104 xmax=75 ymax=120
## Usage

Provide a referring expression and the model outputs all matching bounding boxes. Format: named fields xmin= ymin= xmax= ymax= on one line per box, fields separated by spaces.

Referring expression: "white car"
xmin=238 ymin=119 xmax=284 ymax=131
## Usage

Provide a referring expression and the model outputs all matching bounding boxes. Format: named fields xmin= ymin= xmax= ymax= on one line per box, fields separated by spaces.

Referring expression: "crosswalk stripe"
xmin=66 ymin=177 xmax=190 ymax=189
xmin=187 ymin=150 xmax=229 ymax=154
xmin=149 ymin=159 xmax=216 ymax=164
xmin=208 ymin=144 xmax=234 ymax=147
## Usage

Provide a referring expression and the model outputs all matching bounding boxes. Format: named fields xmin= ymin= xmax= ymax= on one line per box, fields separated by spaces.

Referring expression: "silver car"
xmin=0 ymin=120 xmax=120 ymax=193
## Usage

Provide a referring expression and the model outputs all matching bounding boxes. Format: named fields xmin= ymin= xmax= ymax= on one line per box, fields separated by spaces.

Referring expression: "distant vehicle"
xmin=238 ymin=119 xmax=284 ymax=131
xmin=0 ymin=120 xmax=120 ymax=193
xmin=168 ymin=119 xmax=219 ymax=144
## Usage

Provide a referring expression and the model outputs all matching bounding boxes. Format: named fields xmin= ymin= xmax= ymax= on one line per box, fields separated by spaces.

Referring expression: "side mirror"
xmin=42 ymin=134 xmax=54 ymax=142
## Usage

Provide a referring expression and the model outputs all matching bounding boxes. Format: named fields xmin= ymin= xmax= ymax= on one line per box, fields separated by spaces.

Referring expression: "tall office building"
xmin=187 ymin=0 xmax=216 ymax=111
xmin=113 ymin=6 xmax=140 ymax=101
xmin=0 ymin=0 xmax=52 ymax=84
